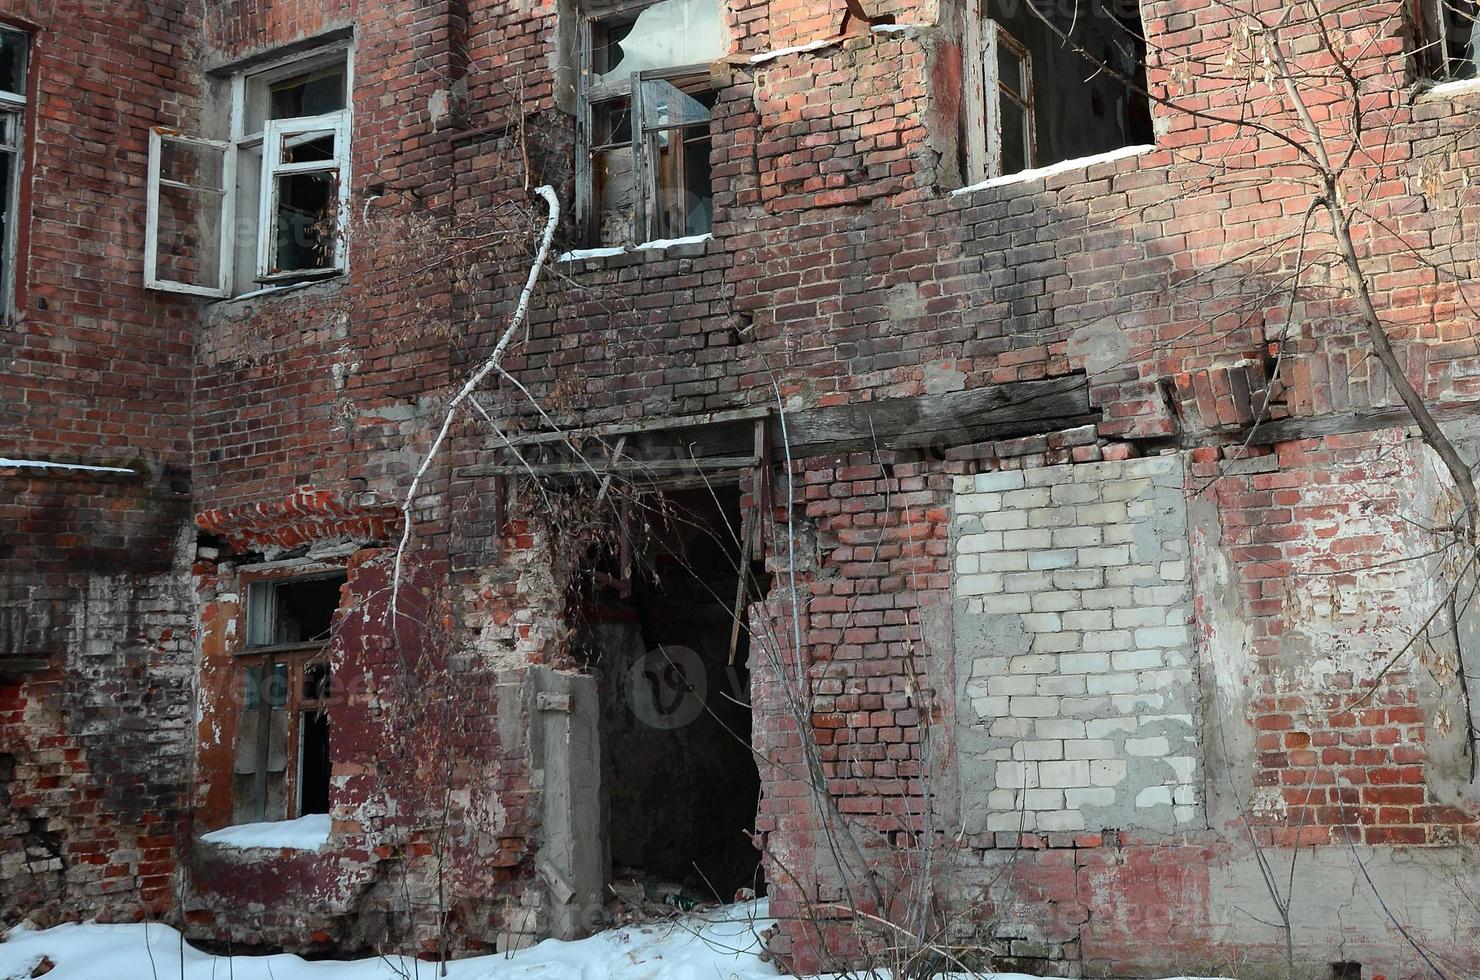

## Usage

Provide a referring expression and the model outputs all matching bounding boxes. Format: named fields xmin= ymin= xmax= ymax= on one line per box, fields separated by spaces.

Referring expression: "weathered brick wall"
xmin=0 ymin=0 xmax=204 ymax=928
xmin=10 ymin=0 xmax=1480 ymax=974
xmin=1 ymin=469 xmax=194 ymax=926
xmin=1194 ymin=430 xmax=1480 ymax=847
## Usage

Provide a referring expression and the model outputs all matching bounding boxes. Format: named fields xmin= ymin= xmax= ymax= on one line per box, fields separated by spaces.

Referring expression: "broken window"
xmin=234 ymin=573 xmax=343 ymax=824
xmin=144 ymin=45 xmax=351 ymax=297
xmin=145 ymin=132 xmax=230 ymax=295
xmin=578 ymin=0 xmax=723 ymax=246
xmin=0 ymin=27 xmax=27 ymax=314
xmin=964 ymin=0 xmax=1153 ymax=181
xmin=1414 ymin=0 xmax=1480 ymax=81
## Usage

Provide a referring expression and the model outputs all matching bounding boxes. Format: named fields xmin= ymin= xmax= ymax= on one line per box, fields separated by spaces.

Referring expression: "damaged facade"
xmin=6 ymin=0 xmax=1480 ymax=976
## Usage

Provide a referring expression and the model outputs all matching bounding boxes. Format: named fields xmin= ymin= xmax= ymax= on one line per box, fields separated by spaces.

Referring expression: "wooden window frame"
xmin=144 ymin=130 xmax=232 ymax=297
xmin=234 ymin=569 xmax=342 ymax=824
xmin=1414 ymin=0 xmax=1480 ymax=82
xmin=256 ymin=111 xmax=351 ymax=281
xmin=143 ymin=43 xmax=353 ymax=298
xmin=235 ymin=649 xmax=333 ymax=822
xmin=963 ymin=10 xmax=1037 ymax=182
xmin=576 ymin=2 xmax=718 ymax=246
xmin=0 ymin=25 xmax=26 ymax=316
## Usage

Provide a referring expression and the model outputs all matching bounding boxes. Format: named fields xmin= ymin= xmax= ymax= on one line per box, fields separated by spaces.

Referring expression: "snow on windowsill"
xmin=0 ymin=458 xmax=137 ymax=475
xmin=870 ymin=22 xmax=931 ymax=34
xmin=199 ymin=813 xmax=331 ymax=852
xmin=748 ymin=37 xmax=838 ymax=64
xmin=951 ymin=144 xmax=1157 ymax=197
xmin=557 ymin=233 xmax=713 ymax=263
xmin=1416 ymin=76 xmax=1480 ymax=100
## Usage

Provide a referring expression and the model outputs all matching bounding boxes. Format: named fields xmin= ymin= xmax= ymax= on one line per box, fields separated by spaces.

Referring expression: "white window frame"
xmin=963 ymin=7 xmax=1037 ymax=183
xmin=144 ymin=130 xmax=234 ymax=297
xmin=0 ymin=26 xmax=28 ymax=316
xmin=143 ymin=41 xmax=353 ymax=298
xmin=256 ymin=112 xmax=352 ymax=281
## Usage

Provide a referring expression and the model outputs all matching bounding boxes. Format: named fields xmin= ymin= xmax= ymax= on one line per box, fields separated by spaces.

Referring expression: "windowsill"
xmin=200 ymin=813 xmax=331 ymax=852
xmin=237 ymin=640 xmax=328 ymax=655
xmin=556 ymin=232 xmax=713 ymax=265
xmin=1415 ymin=77 xmax=1480 ymax=101
xmin=211 ymin=275 xmax=341 ymax=305
xmin=950 ymin=144 xmax=1158 ymax=198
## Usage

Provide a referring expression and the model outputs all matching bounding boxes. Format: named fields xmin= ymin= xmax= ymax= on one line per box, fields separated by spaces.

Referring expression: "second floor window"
xmin=963 ymin=0 xmax=1153 ymax=183
xmin=145 ymin=44 xmax=352 ymax=298
xmin=1415 ymin=0 xmax=1479 ymax=82
xmin=0 ymin=26 xmax=27 ymax=315
xmin=578 ymin=0 xmax=724 ymax=247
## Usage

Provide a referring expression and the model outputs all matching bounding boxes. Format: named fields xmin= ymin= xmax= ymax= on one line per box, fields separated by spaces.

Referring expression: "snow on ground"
xmin=0 ymin=899 xmax=1230 ymax=980
xmin=199 ymin=813 xmax=332 ymax=852
xmin=0 ymin=900 xmax=780 ymax=980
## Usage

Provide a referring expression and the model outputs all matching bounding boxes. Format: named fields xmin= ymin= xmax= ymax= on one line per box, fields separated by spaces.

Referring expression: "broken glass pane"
xmin=1000 ymin=101 xmax=1028 ymax=174
xmin=0 ymin=29 xmax=26 ymax=99
xmin=681 ymin=131 xmax=712 ymax=237
xmin=298 ymin=708 xmax=331 ymax=814
xmin=998 ymin=39 xmax=1027 ymax=98
xmin=243 ymin=663 xmax=264 ymax=710
xmin=152 ymin=136 xmax=227 ymax=291
xmin=156 ymin=183 xmax=225 ymax=288
xmin=594 ymin=98 xmax=633 ymax=148
xmin=595 ymin=145 xmax=636 ymax=245
xmin=272 ymin=172 xmax=339 ymax=273
xmin=303 ymin=661 xmax=331 ymax=701
xmin=244 ymin=57 xmax=347 ymax=134
xmin=639 ymin=79 xmax=712 ymax=131
xmin=1442 ymin=0 xmax=1480 ymax=79
xmin=593 ymin=0 xmax=723 ymax=86
xmin=651 ymin=128 xmax=712 ymax=240
xmin=270 ymin=63 xmax=346 ymax=121
xmin=160 ymin=138 xmax=225 ymax=190
xmin=280 ymin=129 xmax=337 ymax=165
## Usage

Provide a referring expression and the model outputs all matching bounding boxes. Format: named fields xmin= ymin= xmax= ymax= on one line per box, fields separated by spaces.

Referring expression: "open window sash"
xmin=962 ymin=11 xmax=1036 ymax=182
xmin=144 ymin=128 xmax=232 ymax=297
xmin=256 ymin=111 xmax=351 ymax=282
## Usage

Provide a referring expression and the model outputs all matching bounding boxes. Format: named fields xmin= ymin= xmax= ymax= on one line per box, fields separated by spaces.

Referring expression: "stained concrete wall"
xmin=531 ymin=666 xmax=604 ymax=941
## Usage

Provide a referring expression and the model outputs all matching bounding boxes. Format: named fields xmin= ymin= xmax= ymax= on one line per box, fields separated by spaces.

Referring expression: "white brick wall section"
xmin=953 ymin=454 xmax=1203 ymax=835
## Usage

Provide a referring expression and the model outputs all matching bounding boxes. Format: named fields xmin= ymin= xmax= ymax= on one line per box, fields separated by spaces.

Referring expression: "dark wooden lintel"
xmin=463 ymin=375 xmax=1097 ymax=479
xmin=1239 ymin=401 xmax=1480 ymax=446
xmin=773 ymin=374 xmax=1095 ymax=458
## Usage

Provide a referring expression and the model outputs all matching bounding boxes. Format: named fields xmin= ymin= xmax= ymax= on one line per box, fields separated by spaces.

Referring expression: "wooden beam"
xmin=497 ymin=405 xmax=771 ymax=448
xmin=772 ymin=375 xmax=1096 ymax=458
xmin=464 ymin=377 xmax=1096 ymax=479
xmin=463 ymin=455 xmax=760 ymax=478
xmin=1240 ymin=401 xmax=1480 ymax=446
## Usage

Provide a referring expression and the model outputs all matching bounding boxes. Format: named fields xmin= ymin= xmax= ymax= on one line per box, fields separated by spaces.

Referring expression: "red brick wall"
xmin=9 ymin=0 xmax=1480 ymax=973
xmin=0 ymin=0 xmax=204 ymax=927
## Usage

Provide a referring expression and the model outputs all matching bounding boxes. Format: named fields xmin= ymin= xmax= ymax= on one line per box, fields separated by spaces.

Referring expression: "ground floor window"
xmin=232 ymin=572 xmax=343 ymax=824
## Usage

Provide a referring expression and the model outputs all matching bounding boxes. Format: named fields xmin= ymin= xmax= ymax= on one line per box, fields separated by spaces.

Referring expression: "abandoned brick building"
xmin=7 ymin=0 xmax=1480 ymax=975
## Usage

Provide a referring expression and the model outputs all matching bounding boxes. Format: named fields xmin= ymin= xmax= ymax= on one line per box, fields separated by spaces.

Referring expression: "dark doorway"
xmin=575 ymin=484 xmax=766 ymax=906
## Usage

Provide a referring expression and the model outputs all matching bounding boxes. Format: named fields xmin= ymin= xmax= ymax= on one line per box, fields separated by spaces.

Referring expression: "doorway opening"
xmin=575 ymin=483 xmax=768 ymax=909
